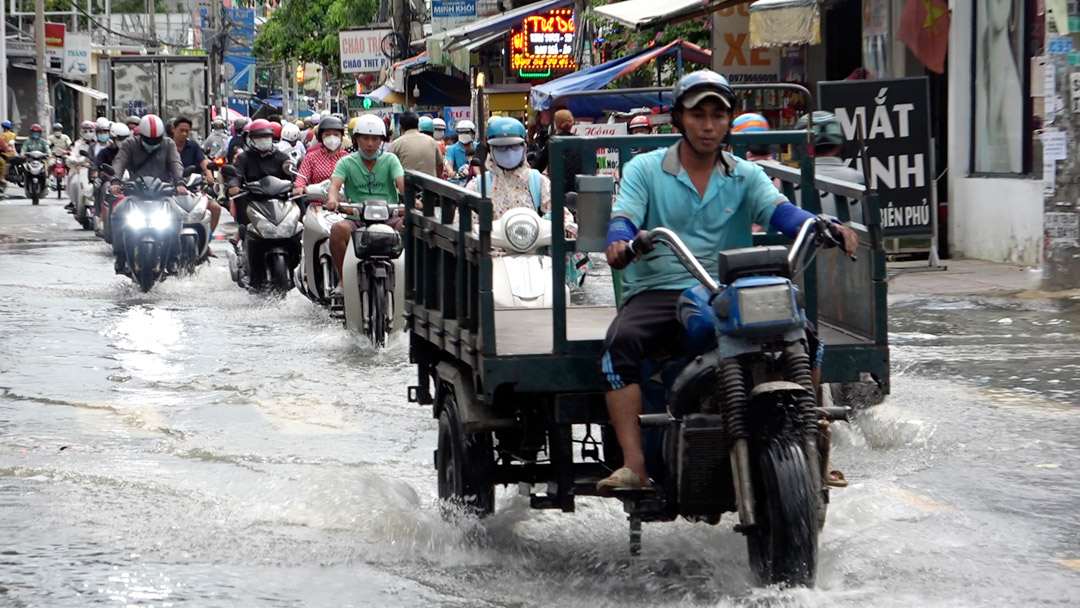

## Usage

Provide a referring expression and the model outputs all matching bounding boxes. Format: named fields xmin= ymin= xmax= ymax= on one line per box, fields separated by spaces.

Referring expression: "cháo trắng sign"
xmin=339 ymin=29 xmax=392 ymax=74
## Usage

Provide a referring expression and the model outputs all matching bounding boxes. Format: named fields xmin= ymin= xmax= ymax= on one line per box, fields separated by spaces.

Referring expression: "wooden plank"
xmin=494 ymin=306 xmax=618 ymax=355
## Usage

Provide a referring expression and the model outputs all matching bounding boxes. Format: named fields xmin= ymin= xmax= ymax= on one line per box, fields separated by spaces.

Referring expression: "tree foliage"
xmin=254 ymin=0 xmax=378 ymax=75
xmin=587 ymin=3 xmax=713 ymax=88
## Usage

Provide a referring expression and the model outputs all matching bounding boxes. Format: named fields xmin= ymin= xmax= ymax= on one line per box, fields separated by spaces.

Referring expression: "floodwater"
xmin=1 ymin=196 xmax=1077 ymax=607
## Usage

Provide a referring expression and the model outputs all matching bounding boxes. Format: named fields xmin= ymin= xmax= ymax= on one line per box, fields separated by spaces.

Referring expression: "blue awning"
xmin=438 ymin=0 xmax=574 ymax=51
xmin=530 ymin=39 xmax=711 ymax=116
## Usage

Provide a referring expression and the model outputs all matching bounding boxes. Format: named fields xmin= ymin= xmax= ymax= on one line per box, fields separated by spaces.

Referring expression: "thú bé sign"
xmin=510 ymin=8 xmax=576 ymax=78
xmin=818 ymin=77 xmax=933 ymax=238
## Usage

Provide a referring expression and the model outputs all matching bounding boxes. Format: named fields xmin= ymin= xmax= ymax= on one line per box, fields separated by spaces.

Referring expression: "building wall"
xmin=946 ymin=0 xmax=1044 ymax=266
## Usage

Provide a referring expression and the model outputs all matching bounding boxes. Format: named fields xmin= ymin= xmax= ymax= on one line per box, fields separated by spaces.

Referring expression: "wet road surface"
xmin=1 ymin=193 xmax=1078 ymax=606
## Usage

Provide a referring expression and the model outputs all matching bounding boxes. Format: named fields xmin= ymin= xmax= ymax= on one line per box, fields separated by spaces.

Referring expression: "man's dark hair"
xmin=172 ymin=116 xmax=192 ymax=129
xmin=399 ymin=112 xmax=419 ymax=131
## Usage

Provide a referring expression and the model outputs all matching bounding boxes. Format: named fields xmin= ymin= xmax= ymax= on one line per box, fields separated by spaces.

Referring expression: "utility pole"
xmin=35 ymin=0 xmax=48 ymax=129
xmin=147 ymin=0 xmax=157 ymax=52
xmin=209 ymin=0 xmax=222 ymax=119
xmin=1 ymin=0 xmax=8 ymax=121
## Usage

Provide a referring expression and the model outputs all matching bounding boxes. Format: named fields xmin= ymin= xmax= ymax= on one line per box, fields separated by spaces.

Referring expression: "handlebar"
xmin=629 ymin=217 xmax=850 ymax=295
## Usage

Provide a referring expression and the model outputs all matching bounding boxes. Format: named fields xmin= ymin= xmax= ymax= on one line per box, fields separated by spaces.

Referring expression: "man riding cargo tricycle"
xmin=403 ymin=74 xmax=889 ymax=587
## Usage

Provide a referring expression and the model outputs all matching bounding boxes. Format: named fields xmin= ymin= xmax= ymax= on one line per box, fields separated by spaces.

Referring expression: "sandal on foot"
xmin=596 ymin=467 xmax=645 ymax=494
xmin=826 ymin=470 xmax=848 ymax=488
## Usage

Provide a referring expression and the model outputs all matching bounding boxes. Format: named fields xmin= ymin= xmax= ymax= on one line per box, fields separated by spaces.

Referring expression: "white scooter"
xmin=490 ymin=206 xmax=567 ymax=308
xmin=340 ymin=200 xmax=405 ymax=347
xmin=295 ymin=180 xmax=346 ymax=306
xmin=171 ymin=168 xmax=213 ymax=275
xmin=67 ymin=151 xmax=94 ymax=230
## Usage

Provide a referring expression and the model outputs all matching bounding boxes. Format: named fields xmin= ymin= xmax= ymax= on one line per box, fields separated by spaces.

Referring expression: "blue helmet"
xmin=1 ymin=121 xmax=11 ymax=129
xmin=486 ymin=116 xmax=526 ymax=146
xmin=732 ymin=113 xmax=770 ymax=133
xmin=672 ymin=70 xmax=736 ymax=112
xmin=418 ymin=116 xmax=434 ymax=133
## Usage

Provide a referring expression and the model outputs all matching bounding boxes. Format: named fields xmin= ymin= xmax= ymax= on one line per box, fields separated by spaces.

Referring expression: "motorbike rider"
xmin=92 ymin=123 xmax=130 ymax=220
xmin=794 ymin=110 xmax=865 ymax=224
xmin=596 ymin=70 xmax=859 ymax=493
xmin=389 ymin=111 xmax=444 ymax=178
xmin=172 ymin=115 xmax=221 ymax=238
xmin=324 ymin=115 xmax=404 ymax=297
xmin=291 ymin=116 xmax=347 ymax=197
xmin=431 ymin=118 xmax=448 ymax=154
xmin=628 ymin=115 xmax=652 ymax=135
xmin=444 ymin=119 xmax=476 ymax=183
xmin=277 ymin=122 xmax=306 ymax=161
xmin=48 ymin=123 xmax=72 ymax=151
xmin=92 ymin=118 xmax=112 ymax=160
xmin=0 ymin=120 xmax=15 ymax=187
xmin=107 ymin=114 xmax=188 ymax=273
xmin=225 ymin=117 xmax=251 ymax=162
xmin=64 ymin=121 xmax=98 ymax=209
xmin=12 ymin=124 xmax=51 ymax=178
xmin=124 ymin=116 xmax=141 ymax=134
xmin=202 ymin=118 xmax=229 ymax=159
xmin=223 ymin=118 xmax=293 ymax=233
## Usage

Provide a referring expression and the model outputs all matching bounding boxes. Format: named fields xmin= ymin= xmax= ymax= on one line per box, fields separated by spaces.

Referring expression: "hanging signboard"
xmin=819 ymin=77 xmax=934 ymax=237
xmin=710 ymin=4 xmax=781 ymax=83
xmin=339 ymin=29 xmax=392 ymax=74
xmin=63 ymin=33 xmax=92 ymax=81
xmin=510 ymin=8 xmax=576 ymax=79
xmin=44 ymin=23 xmax=65 ymax=72
xmin=432 ymin=0 xmax=476 ymax=34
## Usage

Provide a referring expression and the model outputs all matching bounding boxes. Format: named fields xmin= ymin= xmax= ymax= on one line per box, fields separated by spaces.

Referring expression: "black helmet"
xmin=317 ymin=116 xmax=345 ymax=139
xmin=672 ymin=70 xmax=736 ymax=112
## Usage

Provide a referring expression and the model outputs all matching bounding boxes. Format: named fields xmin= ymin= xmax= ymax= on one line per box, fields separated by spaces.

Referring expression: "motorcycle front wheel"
xmin=268 ymin=252 xmax=291 ymax=293
xmin=135 ymin=240 xmax=158 ymax=293
xmin=55 ymin=175 xmax=63 ymax=198
xmin=367 ymin=275 xmax=387 ymax=347
xmin=180 ymin=234 xmax=198 ymax=275
xmin=745 ymin=437 xmax=819 ymax=587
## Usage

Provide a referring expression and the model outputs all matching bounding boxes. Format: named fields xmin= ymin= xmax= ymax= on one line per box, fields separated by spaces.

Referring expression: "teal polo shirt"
xmin=612 ymin=142 xmax=788 ymax=299
xmin=331 ymin=151 xmax=404 ymax=203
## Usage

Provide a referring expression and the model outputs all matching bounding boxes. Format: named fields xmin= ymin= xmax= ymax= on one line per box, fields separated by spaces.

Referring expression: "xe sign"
xmin=510 ymin=8 xmax=576 ymax=78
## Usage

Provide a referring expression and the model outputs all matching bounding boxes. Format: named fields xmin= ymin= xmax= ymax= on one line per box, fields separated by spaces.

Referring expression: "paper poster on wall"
xmin=1071 ymin=72 xmax=1080 ymax=113
xmin=1041 ymin=128 xmax=1069 ymax=160
xmin=1043 ymin=157 xmax=1056 ymax=196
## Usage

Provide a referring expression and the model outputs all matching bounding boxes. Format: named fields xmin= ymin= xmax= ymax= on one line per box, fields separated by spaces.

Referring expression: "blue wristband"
xmin=606 ymin=216 xmax=638 ymax=248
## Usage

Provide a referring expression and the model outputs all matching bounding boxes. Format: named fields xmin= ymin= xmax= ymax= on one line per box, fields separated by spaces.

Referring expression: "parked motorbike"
xmin=612 ymin=216 xmax=850 ymax=587
xmin=52 ymin=149 xmax=66 ymax=198
xmin=340 ymin=199 xmax=404 ymax=347
xmin=295 ymin=180 xmax=345 ymax=306
xmin=114 ymin=175 xmax=182 ymax=293
xmin=222 ymin=165 xmax=301 ymax=293
xmin=171 ymin=168 xmax=214 ymax=275
xmin=21 ymin=151 xmax=49 ymax=206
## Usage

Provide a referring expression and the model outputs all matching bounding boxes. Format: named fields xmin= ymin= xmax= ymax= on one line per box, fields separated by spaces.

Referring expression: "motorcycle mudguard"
xmin=491 ymin=255 xmax=558 ymax=309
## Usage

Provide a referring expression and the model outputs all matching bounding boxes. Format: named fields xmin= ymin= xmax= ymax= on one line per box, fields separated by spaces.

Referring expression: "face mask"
xmin=493 ymin=144 xmax=526 ymax=171
xmin=458 ymin=133 xmax=473 ymax=145
xmin=359 ymin=149 xmax=381 ymax=161
xmin=81 ymin=131 xmax=95 ymax=141
xmin=97 ymin=133 xmax=109 ymax=143
xmin=141 ymin=140 xmax=161 ymax=153
xmin=323 ymin=136 xmax=342 ymax=151
xmin=252 ymin=137 xmax=273 ymax=152
xmin=30 ymin=133 xmax=40 ymax=140
xmin=433 ymin=129 xmax=445 ymax=141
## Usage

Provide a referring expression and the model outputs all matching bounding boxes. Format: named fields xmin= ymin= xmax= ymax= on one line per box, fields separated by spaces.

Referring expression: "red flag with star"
xmin=897 ymin=0 xmax=950 ymax=74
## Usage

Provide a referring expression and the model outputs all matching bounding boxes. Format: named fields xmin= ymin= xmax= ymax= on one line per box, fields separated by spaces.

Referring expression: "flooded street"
xmin=2 ymin=195 xmax=1078 ymax=607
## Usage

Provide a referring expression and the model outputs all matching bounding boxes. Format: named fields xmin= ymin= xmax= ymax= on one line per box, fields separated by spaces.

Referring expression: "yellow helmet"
xmin=348 ymin=116 xmax=360 ymax=132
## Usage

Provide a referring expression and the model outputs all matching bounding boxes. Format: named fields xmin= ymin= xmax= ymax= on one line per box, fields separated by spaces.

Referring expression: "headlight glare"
xmin=126 ymin=209 xmax=147 ymax=228
xmin=150 ymin=210 xmax=172 ymax=231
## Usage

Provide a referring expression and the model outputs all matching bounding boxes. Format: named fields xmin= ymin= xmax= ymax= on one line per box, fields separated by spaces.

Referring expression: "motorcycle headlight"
xmin=126 ymin=209 xmax=147 ymax=228
xmin=150 ymin=210 xmax=173 ymax=231
xmin=362 ymin=204 xmax=390 ymax=222
xmin=28 ymin=161 xmax=43 ymax=172
xmin=252 ymin=209 xmax=299 ymax=239
xmin=505 ymin=215 xmax=539 ymax=252
xmin=737 ymin=284 xmax=797 ymax=326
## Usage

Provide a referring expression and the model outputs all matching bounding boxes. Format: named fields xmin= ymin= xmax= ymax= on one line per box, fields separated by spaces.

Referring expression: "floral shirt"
xmin=465 ymin=157 xmax=552 ymax=219
xmin=294 ymin=144 xmax=348 ymax=190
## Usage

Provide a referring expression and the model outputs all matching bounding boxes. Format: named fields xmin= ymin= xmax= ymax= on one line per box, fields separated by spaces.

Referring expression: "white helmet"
xmin=109 ymin=123 xmax=131 ymax=139
xmin=138 ymin=114 xmax=166 ymax=144
xmin=432 ymin=118 xmax=446 ymax=130
xmin=281 ymin=122 xmax=301 ymax=142
xmin=95 ymin=117 xmax=111 ymax=131
xmin=455 ymin=119 xmax=476 ymax=133
xmin=352 ymin=114 xmax=386 ymax=138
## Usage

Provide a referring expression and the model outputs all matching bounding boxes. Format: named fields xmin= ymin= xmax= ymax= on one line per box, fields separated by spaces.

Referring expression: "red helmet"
xmin=269 ymin=121 xmax=283 ymax=139
xmin=247 ymin=118 xmax=274 ymax=137
xmin=629 ymin=115 xmax=652 ymax=131
xmin=139 ymin=114 xmax=166 ymax=144
xmin=29 ymin=124 xmax=43 ymax=133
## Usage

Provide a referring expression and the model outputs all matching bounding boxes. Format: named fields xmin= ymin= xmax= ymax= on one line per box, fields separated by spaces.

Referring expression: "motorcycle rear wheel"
xmin=268 ymin=252 xmax=291 ymax=293
xmin=746 ymin=437 xmax=819 ymax=587
xmin=55 ymin=175 xmax=63 ymax=198
xmin=136 ymin=241 xmax=158 ymax=293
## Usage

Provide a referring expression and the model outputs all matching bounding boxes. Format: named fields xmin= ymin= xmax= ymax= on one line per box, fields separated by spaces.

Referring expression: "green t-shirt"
xmin=331 ymin=152 xmax=404 ymax=204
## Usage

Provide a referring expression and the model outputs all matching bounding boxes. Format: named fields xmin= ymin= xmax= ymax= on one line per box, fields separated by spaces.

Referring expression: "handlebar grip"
xmin=628 ymin=231 xmax=654 ymax=257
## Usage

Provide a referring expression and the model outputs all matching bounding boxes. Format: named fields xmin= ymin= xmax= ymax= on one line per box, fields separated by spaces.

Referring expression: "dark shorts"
xmin=601 ymin=290 xmax=823 ymax=391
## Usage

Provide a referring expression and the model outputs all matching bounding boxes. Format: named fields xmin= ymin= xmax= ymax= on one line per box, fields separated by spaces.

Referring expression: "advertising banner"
xmin=45 ymin=23 xmax=65 ymax=72
xmin=432 ymin=0 xmax=476 ymax=34
xmin=710 ymin=4 xmax=781 ymax=83
xmin=444 ymin=106 xmax=472 ymax=132
xmin=339 ymin=29 xmax=392 ymax=74
xmin=818 ymin=77 xmax=933 ymax=237
xmin=63 ymin=33 xmax=92 ymax=81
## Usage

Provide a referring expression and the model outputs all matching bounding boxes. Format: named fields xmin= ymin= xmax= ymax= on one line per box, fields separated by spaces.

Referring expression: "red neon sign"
xmin=511 ymin=8 xmax=576 ymax=75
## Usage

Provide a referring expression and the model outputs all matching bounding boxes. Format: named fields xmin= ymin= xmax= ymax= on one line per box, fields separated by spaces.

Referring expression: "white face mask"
xmin=458 ymin=133 xmax=473 ymax=145
xmin=252 ymin=137 xmax=274 ymax=152
xmin=433 ymin=129 xmax=445 ymax=141
xmin=81 ymin=130 xmax=95 ymax=142
xmin=322 ymin=136 xmax=342 ymax=151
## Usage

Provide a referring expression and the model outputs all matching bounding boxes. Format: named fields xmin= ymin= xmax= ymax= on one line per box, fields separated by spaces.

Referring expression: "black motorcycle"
xmin=20 ymin=151 xmax=49 ymax=206
xmin=113 ymin=175 xmax=182 ymax=292
xmin=222 ymin=165 xmax=301 ymax=293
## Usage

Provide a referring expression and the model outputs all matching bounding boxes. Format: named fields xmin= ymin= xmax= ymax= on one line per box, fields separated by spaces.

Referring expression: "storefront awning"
xmin=591 ymin=0 xmax=750 ymax=30
xmin=63 ymin=81 xmax=108 ymax=100
xmin=748 ymin=0 xmax=821 ymax=48
xmin=531 ymin=39 xmax=711 ymax=115
xmin=438 ymin=0 xmax=574 ymax=51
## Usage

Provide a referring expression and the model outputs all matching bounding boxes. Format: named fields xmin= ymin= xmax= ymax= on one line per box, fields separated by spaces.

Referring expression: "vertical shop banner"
xmin=63 ymin=33 xmax=91 ymax=80
xmin=819 ymin=77 xmax=933 ymax=238
xmin=223 ymin=8 xmax=256 ymax=92
xmin=44 ymin=23 xmax=65 ymax=72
